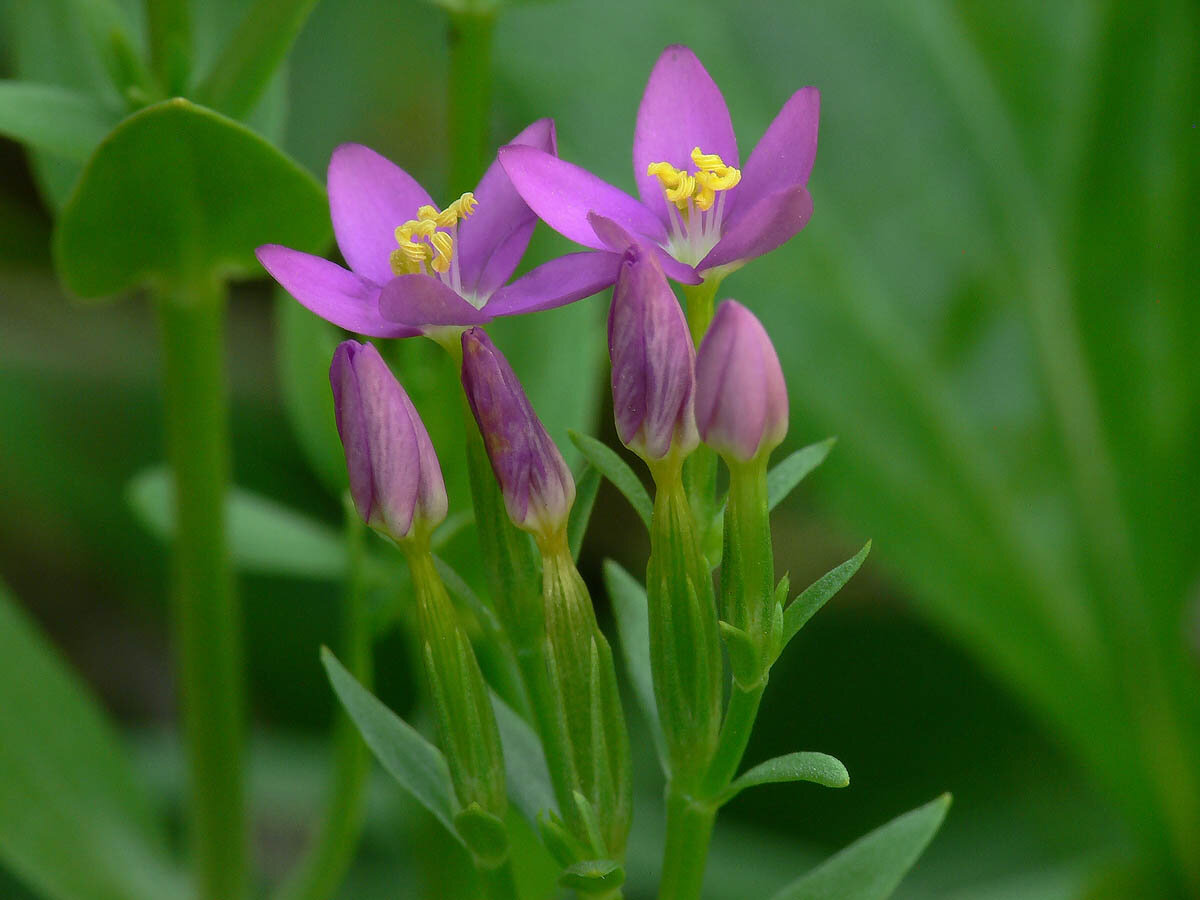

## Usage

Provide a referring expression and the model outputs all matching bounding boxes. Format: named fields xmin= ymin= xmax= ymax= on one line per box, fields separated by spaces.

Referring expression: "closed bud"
xmin=608 ymin=248 xmax=698 ymax=461
xmin=460 ymin=327 xmax=575 ymax=540
xmin=694 ymin=301 xmax=788 ymax=462
xmin=330 ymin=341 xmax=447 ymax=541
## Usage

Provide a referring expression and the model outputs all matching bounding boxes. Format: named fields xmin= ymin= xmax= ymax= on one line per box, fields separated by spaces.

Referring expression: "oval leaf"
xmin=54 ymin=98 xmax=330 ymax=297
xmin=718 ymin=752 xmax=849 ymax=806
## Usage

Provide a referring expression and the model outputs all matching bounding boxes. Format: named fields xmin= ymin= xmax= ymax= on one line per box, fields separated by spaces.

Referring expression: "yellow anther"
xmin=390 ymin=193 xmax=479 ymax=276
xmin=428 ymin=231 xmax=454 ymax=273
xmin=648 ymin=149 xmax=741 ymax=214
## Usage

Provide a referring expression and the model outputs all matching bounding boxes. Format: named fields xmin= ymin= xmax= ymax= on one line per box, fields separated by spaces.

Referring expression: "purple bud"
xmin=460 ymin=328 xmax=575 ymax=539
xmin=608 ymin=248 xmax=698 ymax=460
xmin=694 ymin=301 xmax=788 ymax=462
xmin=330 ymin=340 xmax=448 ymax=540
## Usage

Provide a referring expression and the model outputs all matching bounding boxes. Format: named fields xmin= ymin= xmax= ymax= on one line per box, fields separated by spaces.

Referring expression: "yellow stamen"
xmin=646 ymin=148 xmax=740 ymax=214
xmin=389 ymin=192 xmax=479 ymax=277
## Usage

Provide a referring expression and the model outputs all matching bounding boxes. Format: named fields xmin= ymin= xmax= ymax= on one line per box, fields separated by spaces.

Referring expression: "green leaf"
xmin=126 ymin=465 xmax=345 ymax=580
xmin=568 ymin=461 xmax=601 ymax=561
xmin=770 ymin=795 xmax=951 ymax=900
xmin=321 ymin=648 xmax=461 ymax=842
xmin=490 ymin=694 xmax=557 ymax=825
xmin=568 ymin=431 xmax=652 ymax=530
xmin=600 ymin=559 xmax=666 ymax=769
xmin=194 ymin=0 xmax=320 ymax=121
xmin=54 ymin=98 xmax=330 ymax=298
xmin=0 ymin=81 xmax=118 ymax=162
xmin=767 ymin=438 xmax=836 ymax=512
xmin=718 ymin=752 xmax=849 ymax=805
xmin=782 ymin=542 xmax=872 ymax=648
xmin=0 ymin=580 xmax=190 ymax=900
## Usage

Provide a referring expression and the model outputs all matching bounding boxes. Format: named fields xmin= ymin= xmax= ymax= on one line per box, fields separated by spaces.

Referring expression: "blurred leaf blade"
xmin=568 ymin=461 xmax=601 ymax=561
xmin=491 ymin=693 xmax=557 ymax=825
xmin=568 ymin=431 xmax=651 ymax=530
xmin=0 ymin=81 xmax=118 ymax=162
xmin=767 ymin=438 xmax=836 ymax=512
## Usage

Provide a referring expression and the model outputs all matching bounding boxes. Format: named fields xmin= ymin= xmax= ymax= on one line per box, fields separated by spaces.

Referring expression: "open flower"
xmin=499 ymin=45 xmax=819 ymax=283
xmin=258 ymin=120 xmax=621 ymax=339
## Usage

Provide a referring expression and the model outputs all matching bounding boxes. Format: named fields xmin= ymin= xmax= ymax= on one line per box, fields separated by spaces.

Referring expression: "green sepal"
xmin=717 ymin=752 xmax=850 ymax=806
xmin=571 ymin=790 xmax=607 ymax=859
xmin=537 ymin=811 xmax=587 ymax=868
xmin=568 ymin=461 xmax=602 ymax=560
xmin=568 ymin=430 xmax=653 ymax=530
xmin=559 ymin=859 xmax=626 ymax=894
xmin=766 ymin=438 xmax=836 ymax=511
xmin=782 ymin=542 xmax=872 ymax=651
xmin=454 ymin=803 xmax=510 ymax=869
xmin=719 ymin=620 xmax=762 ymax=689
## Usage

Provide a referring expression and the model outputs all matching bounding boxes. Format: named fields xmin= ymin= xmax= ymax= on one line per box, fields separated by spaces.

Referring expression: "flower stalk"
xmin=156 ymin=276 xmax=246 ymax=900
xmin=447 ymin=9 xmax=495 ymax=194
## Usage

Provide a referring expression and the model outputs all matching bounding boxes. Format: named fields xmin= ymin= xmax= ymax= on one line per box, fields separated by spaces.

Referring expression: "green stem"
xmin=447 ymin=10 xmax=495 ymax=192
xmin=156 ymin=278 xmax=246 ymax=900
xmin=701 ymin=680 xmax=766 ymax=798
xmin=657 ymin=788 xmax=717 ymax=900
xmin=273 ymin=499 xmax=372 ymax=900
xmin=146 ymin=0 xmax=192 ymax=94
xmin=679 ymin=277 xmax=721 ymax=348
xmin=478 ymin=857 xmax=520 ymax=900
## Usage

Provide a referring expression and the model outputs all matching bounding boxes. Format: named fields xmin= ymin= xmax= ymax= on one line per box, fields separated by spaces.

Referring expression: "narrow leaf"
xmin=321 ymin=648 xmax=461 ymax=842
xmin=491 ymin=694 xmax=557 ymax=825
xmin=0 ymin=580 xmax=190 ymax=900
xmin=782 ymin=542 xmax=872 ymax=648
xmin=127 ymin=466 xmax=345 ymax=580
xmin=432 ymin=554 xmax=504 ymax=640
xmin=718 ymin=752 xmax=849 ymax=805
xmin=0 ymin=81 xmax=116 ymax=161
xmin=601 ymin=560 xmax=666 ymax=769
xmin=568 ymin=431 xmax=652 ymax=530
xmin=195 ymin=0 xmax=320 ymax=121
xmin=770 ymin=795 xmax=951 ymax=900
xmin=767 ymin=437 xmax=836 ymax=512
xmin=569 ymin=461 xmax=602 ymax=561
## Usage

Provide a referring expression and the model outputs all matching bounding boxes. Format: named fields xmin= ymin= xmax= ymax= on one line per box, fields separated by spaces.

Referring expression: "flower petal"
xmin=699 ymin=184 xmax=813 ymax=272
xmin=328 ymin=143 xmax=433 ymax=286
xmin=499 ymin=145 xmax=666 ymax=250
xmin=737 ymin=87 xmax=820 ymax=209
xmin=485 ymin=251 xmax=622 ymax=317
xmin=633 ymin=45 xmax=739 ymax=227
xmin=378 ymin=274 xmax=493 ymax=327
xmin=257 ymin=244 xmax=421 ymax=338
xmin=458 ymin=118 xmax=557 ymax=296
xmin=587 ymin=212 xmax=702 ymax=285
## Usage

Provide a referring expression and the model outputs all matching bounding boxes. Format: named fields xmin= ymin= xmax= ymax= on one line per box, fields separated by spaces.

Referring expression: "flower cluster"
xmin=265 ymin=43 xmax=832 ymax=899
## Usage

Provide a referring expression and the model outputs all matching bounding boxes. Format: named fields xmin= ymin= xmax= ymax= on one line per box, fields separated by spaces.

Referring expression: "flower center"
xmin=389 ymin=192 xmax=477 ymax=279
xmin=647 ymin=147 xmax=740 ymax=265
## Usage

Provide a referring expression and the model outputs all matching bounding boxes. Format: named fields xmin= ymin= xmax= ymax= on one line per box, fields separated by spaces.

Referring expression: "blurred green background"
xmin=1 ymin=0 xmax=1197 ymax=897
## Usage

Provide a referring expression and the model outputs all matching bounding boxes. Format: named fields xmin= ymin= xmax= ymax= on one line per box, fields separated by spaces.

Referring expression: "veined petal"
xmin=485 ymin=251 xmax=621 ymax=317
xmin=633 ymin=45 xmax=739 ymax=227
xmin=378 ymin=274 xmax=494 ymax=328
xmin=699 ymin=184 xmax=813 ymax=272
xmin=499 ymin=145 xmax=666 ymax=250
xmin=458 ymin=118 xmax=557 ymax=295
xmin=257 ymin=245 xmax=421 ymax=338
xmin=737 ymin=87 xmax=820 ymax=209
xmin=587 ymin=212 xmax=702 ymax=285
xmin=328 ymin=143 xmax=433 ymax=286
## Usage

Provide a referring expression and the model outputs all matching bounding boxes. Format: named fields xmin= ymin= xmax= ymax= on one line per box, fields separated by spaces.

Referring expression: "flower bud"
xmin=460 ymin=327 xmax=575 ymax=540
xmin=330 ymin=340 xmax=448 ymax=541
xmin=694 ymin=301 xmax=788 ymax=462
xmin=608 ymin=248 xmax=698 ymax=461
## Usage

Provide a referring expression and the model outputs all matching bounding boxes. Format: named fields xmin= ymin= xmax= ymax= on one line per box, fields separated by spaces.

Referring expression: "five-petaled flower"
xmin=499 ymin=45 xmax=819 ymax=284
xmin=258 ymin=120 xmax=621 ymax=339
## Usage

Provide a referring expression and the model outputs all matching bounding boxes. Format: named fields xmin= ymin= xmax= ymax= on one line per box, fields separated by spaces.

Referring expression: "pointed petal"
xmin=738 ymin=87 xmax=820 ymax=209
xmin=587 ymin=212 xmax=702 ymax=285
xmin=257 ymin=244 xmax=421 ymax=338
xmin=378 ymin=274 xmax=493 ymax=327
xmin=633 ymin=45 xmax=739 ymax=226
xmin=499 ymin=145 xmax=666 ymax=250
xmin=458 ymin=118 xmax=557 ymax=295
xmin=328 ymin=143 xmax=433 ymax=286
xmin=699 ymin=184 xmax=813 ymax=272
xmin=485 ymin=251 xmax=622 ymax=317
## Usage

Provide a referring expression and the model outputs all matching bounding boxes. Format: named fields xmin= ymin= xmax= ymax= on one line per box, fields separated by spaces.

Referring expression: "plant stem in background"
xmin=146 ymin=0 xmax=192 ymax=95
xmin=478 ymin=857 xmax=520 ymax=900
xmin=156 ymin=278 xmax=246 ymax=900
xmin=273 ymin=497 xmax=373 ymax=900
xmin=447 ymin=10 xmax=495 ymax=193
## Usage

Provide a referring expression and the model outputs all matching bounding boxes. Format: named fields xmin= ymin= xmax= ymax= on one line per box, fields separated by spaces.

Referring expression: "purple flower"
xmin=694 ymin=301 xmax=788 ymax=462
xmin=330 ymin=340 xmax=448 ymax=540
xmin=608 ymin=247 xmax=698 ymax=461
xmin=499 ymin=45 xmax=818 ymax=283
xmin=258 ymin=120 xmax=621 ymax=338
xmin=459 ymin=328 xmax=575 ymax=540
